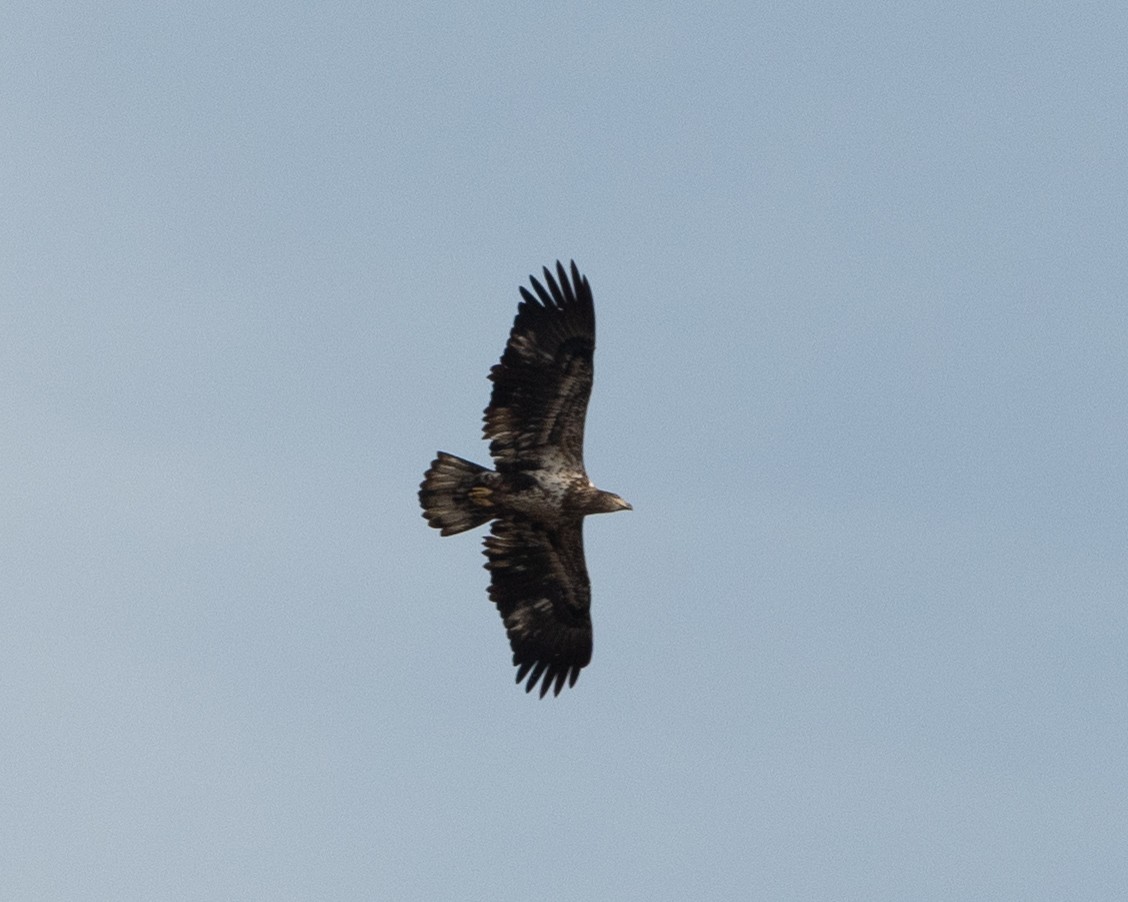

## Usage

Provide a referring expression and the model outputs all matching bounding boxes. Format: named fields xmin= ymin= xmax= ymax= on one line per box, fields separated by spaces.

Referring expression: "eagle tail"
xmin=419 ymin=452 xmax=494 ymax=536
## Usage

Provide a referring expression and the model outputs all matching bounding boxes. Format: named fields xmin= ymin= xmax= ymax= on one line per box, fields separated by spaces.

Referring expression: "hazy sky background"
xmin=3 ymin=3 xmax=1126 ymax=899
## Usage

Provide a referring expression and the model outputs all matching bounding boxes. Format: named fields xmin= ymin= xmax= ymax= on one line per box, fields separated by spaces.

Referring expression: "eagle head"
xmin=592 ymin=491 xmax=632 ymax=514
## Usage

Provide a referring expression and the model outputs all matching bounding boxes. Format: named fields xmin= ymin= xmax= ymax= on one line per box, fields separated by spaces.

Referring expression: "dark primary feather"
xmin=484 ymin=260 xmax=595 ymax=473
xmin=483 ymin=517 xmax=593 ymax=697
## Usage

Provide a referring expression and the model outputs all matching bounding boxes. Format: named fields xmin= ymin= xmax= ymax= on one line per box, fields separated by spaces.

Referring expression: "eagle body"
xmin=419 ymin=261 xmax=631 ymax=697
xmin=484 ymin=468 xmax=624 ymax=521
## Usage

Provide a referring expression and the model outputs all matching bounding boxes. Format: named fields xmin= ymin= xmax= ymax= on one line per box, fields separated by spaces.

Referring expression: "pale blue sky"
xmin=3 ymin=3 xmax=1126 ymax=900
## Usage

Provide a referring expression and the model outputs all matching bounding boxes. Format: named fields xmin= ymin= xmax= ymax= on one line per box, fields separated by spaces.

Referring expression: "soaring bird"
xmin=419 ymin=260 xmax=631 ymax=697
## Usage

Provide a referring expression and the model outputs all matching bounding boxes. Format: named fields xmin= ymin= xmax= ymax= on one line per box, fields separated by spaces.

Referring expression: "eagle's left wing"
xmin=483 ymin=517 xmax=593 ymax=697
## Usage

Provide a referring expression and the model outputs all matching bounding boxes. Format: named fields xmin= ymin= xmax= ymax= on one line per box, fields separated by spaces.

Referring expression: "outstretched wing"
xmin=484 ymin=260 xmax=595 ymax=473
xmin=483 ymin=517 xmax=593 ymax=697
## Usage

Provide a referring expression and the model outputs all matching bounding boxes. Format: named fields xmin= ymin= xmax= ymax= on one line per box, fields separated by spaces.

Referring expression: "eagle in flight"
xmin=419 ymin=260 xmax=631 ymax=697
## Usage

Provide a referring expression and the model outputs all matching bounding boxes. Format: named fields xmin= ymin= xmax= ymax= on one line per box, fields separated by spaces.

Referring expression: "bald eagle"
xmin=419 ymin=260 xmax=631 ymax=697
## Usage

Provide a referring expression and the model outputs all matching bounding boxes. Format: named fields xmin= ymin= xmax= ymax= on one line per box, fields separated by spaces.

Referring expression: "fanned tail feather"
xmin=419 ymin=452 xmax=494 ymax=536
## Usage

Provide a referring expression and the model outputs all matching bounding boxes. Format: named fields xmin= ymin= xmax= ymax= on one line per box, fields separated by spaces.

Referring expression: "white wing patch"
xmin=506 ymin=597 xmax=554 ymax=639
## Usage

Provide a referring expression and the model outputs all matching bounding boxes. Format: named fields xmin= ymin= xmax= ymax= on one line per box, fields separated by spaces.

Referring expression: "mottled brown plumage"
xmin=419 ymin=261 xmax=630 ymax=697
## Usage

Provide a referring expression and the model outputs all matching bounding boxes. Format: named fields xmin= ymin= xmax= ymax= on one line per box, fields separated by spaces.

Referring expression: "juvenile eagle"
xmin=419 ymin=260 xmax=631 ymax=697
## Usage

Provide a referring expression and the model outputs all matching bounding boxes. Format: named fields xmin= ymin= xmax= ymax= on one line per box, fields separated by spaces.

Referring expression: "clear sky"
xmin=3 ymin=3 xmax=1126 ymax=900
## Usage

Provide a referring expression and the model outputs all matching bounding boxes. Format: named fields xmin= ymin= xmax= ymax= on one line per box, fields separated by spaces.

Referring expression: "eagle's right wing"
xmin=483 ymin=260 xmax=595 ymax=474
